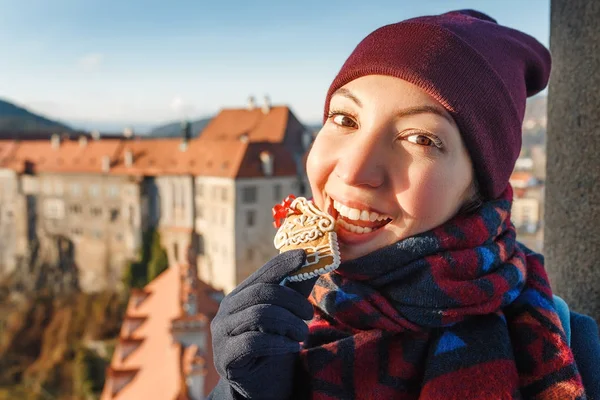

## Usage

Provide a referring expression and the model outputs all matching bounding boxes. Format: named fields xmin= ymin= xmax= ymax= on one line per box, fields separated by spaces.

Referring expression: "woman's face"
xmin=307 ymin=75 xmax=474 ymax=261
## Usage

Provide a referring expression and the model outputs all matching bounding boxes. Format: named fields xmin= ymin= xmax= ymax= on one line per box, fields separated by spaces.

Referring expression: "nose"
xmin=334 ymin=133 xmax=386 ymax=188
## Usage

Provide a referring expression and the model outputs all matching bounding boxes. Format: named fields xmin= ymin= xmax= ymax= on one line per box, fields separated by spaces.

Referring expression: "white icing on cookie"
xmin=274 ymin=197 xmax=335 ymax=250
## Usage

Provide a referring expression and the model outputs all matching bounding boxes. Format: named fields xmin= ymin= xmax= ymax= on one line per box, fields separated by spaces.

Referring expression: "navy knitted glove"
xmin=211 ymin=250 xmax=316 ymax=399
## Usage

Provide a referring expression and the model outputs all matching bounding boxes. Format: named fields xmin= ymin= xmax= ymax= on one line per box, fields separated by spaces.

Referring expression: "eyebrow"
xmin=332 ymin=87 xmax=454 ymax=125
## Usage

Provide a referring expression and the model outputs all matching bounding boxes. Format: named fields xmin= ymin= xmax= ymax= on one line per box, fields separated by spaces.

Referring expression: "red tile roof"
xmin=0 ymin=104 xmax=306 ymax=179
xmin=109 ymin=138 xmax=250 ymax=178
xmin=0 ymin=138 xmax=124 ymax=174
xmin=199 ymin=106 xmax=290 ymax=143
xmin=1 ymin=137 xmax=299 ymax=179
xmin=235 ymin=142 xmax=298 ymax=178
xmin=0 ymin=140 xmax=17 ymax=161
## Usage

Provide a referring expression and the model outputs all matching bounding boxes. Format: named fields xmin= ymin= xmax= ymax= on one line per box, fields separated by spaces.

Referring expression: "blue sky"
xmin=0 ymin=0 xmax=550 ymax=132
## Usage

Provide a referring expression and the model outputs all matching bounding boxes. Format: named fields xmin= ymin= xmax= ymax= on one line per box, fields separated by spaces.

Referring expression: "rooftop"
xmin=101 ymin=264 xmax=221 ymax=400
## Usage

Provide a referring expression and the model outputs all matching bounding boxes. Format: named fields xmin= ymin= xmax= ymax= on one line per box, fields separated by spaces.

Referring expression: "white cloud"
xmin=170 ymin=96 xmax=184 ymax=111
xmin=77 ymin=53 xmax=104 ymax=70
xmin=170 ymin=96 xmax=196 ymax=117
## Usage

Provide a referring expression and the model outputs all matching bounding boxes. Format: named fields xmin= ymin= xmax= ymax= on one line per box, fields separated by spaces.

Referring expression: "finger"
xmin=229 ymin=250 xmax=306 ymax=295
xmin=219 ymin=283 xmax=314 ymax=320
xmin=217 ymin=331 xmax=301 ymax=375
xmin=218 ymin=304 xmax=309 ymax=342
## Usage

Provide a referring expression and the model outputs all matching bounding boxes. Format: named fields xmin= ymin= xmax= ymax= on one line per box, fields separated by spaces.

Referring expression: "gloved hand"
xmin=211 ymin=249 xmax=317 ymax=399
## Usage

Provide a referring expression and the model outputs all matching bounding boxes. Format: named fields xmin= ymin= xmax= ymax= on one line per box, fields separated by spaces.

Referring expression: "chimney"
xmin=79 ymin=136 xmax=88 ymax=147
xmin=123 ymin=127 xmax=134 ymax=138
xmin=260 ymin=151 xmax=274 ymax=176
xmin=91 ymin=130 xmax=101 ymax=140
xmin=50 ymin=134 xmax=60 ymax=149
xmin=125 ymin=150 xmax=133 ymax=167
xmin=181 ymin=120 xmax=191 ymax=142
xmin=262 ymin=95 xmax=271 ymax=114
xmin=102 ymin=155 xmax=111 ymax=173
xmin=239 ymin=134 xmax=249 ymax=143
xmin=247 ymin=95 xmax=256 ymax=110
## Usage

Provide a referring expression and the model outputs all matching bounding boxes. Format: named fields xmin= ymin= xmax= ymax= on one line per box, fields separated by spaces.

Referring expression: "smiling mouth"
xmin=326 ymin=196 xmax=392 ymax=235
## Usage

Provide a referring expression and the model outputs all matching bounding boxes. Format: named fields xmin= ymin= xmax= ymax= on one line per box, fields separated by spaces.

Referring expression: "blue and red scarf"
xmin=300 ymin=187 xmax=586 ymax=399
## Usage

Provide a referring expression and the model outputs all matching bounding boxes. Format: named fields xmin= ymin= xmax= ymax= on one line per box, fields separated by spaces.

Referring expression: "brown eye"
xmin=406 ymin=134 xmax=442 ymax=148
xmin=410 ymin=135 xmax=433 ymax=146
xmin=332 ymin=114 xmax=357 ymax=128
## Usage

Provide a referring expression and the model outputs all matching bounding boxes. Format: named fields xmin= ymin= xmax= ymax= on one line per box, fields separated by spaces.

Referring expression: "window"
xmin=110 ymin=209 xmax=120 ymax=222
xmin=69 ymin=204 xmax=82 ymax=214
xmin=221 ymin=187 xmax=228 ymax=202
xmin=173 ymin=243 xmax=179 ymax=263
xmin=246 ymin=210 xmax=256 ymax=227
xmin=241 ymin=186 xmax=257 ymax=204
xmin=89 ymin=184 xmax=100 ymax=197
xmin=71 ymin=227 xmax=83 ymax=236
xmin=92 ymin=229 xmax=103 ymax=239
xmin=54 ymin=181 xmax=64 ymax=196
xmin=129 ymin=205 xmax=135 ymax=227
xmin=107 ymin=185 xmax=120 ymax=198
xmin=246 ymin=248 xmax=254 ymax=261
xmin=44 ymin=199 xmax=65 ymax=219
xmin=273 ymin=184 xmax=282 ymax=201
xmin=91 ymin=207 xmax=102 ymax=217
xmin=70 ymin=183 xmax=82 ymax=197
xmin=197 ymin=205 xmax=203 ymax=219
xmin=115 ymin=233 xmax=123 ymax=242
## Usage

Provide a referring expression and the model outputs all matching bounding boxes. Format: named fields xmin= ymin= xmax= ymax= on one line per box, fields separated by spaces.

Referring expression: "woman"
xmin=210 ymin=10 xmax=600 ymax=399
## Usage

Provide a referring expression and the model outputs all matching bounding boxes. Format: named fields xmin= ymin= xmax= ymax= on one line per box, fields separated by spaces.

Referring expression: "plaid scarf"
xmin=300 ymin=187 xmax=586 ymax=399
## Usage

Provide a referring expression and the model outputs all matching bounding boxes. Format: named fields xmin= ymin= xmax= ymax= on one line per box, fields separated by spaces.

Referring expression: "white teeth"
xmin=333 ymin=199 xmax=388 ymax=222
xmin=360 ymin=210 xmax=370 ymax=221
xmin=337 ymin=218 xmax=375 ymax=235
xmin=340 ymin=204 xmax=350 ymax=217
xmin=348 ymin=208 xmax=361 ymax=221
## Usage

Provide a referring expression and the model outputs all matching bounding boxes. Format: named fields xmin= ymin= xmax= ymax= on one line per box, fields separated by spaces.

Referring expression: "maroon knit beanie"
xmin=323 ymin=9 xmax=551 ymax=200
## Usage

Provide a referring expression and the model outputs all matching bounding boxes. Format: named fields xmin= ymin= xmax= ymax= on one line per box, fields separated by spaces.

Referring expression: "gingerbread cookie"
xmin=273 ymin=195 xmax=340 ymax=282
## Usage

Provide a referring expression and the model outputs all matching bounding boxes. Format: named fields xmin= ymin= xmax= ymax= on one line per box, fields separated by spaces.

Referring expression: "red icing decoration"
xmin=272 ymin=194 xmax=297 ymax=228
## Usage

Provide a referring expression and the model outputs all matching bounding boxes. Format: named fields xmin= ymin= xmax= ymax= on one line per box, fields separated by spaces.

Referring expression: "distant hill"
xmin=147 ymin=118 xmax=213 ymax=138
xmin=0 ymin=99 xmax=72 ymax=133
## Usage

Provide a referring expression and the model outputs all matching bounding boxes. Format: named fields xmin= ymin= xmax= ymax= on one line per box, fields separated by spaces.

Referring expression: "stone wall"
xmin=546 ymin=0 xmax=600 ymax=321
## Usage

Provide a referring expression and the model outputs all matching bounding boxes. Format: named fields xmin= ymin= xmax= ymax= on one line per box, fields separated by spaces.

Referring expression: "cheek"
xmin=396 ymin=161 xmax=465 ymax=220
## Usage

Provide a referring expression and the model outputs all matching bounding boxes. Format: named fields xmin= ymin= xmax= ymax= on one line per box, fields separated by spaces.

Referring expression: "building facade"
xmin=0 ymin=103 xmax=313 ymax=294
